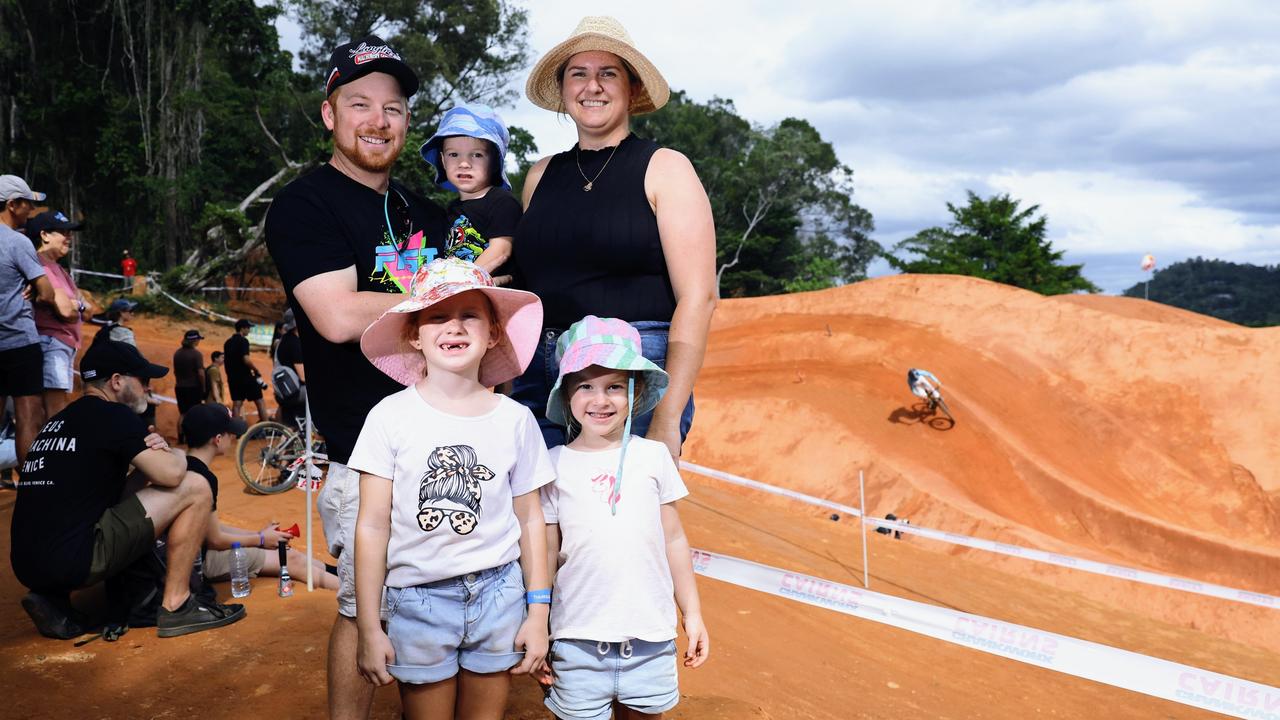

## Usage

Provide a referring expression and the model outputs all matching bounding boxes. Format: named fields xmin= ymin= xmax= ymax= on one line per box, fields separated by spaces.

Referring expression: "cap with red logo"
xmin=325 ymin=35 xmax=420 ymax=98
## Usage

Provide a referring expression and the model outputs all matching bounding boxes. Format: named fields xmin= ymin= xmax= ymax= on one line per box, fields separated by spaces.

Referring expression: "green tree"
xmin=633 ymin=92 xmax=878 ymax=297
xmin=888 ymin=191 xmax=1100 ymax=295
xmin=1123 ymin=257 xmax=1280 ymax=326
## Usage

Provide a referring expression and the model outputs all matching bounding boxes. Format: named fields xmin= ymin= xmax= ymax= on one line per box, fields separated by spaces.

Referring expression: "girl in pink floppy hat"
xmin=347 ymin=257 xmax=554 ymax=719
xmin=536 ymin=315 xmax=709 ymax=720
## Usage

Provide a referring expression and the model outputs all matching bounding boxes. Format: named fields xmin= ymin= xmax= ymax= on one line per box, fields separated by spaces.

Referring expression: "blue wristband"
xmin=526 ymin=589 xmax=551 ymax=605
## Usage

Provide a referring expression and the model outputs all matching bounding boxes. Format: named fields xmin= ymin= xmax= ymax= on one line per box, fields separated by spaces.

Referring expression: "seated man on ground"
xmin=8 ymin=340 xmax=246 ymax=639
xmin=182 ymin=403 xmax=338 ymax=591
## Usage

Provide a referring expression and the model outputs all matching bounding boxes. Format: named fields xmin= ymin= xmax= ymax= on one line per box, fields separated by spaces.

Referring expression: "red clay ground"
xmin=2 ymin=276 xmax=1277 ymax=718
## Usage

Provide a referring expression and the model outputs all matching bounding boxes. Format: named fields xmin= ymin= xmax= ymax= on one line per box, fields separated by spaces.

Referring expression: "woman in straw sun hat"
xmin=511 ymin=15 xmax=717 ymax=461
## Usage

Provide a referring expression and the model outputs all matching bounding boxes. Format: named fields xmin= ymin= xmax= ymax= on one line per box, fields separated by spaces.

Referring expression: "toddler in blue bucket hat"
xmin=421 ymin=104 xmax=521 ymax=275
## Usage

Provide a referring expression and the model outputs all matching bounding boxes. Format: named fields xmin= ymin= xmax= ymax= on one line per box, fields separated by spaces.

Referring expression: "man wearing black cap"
xmin=173 ymin=328 xmax=206 ymax=440
xmin=9 ymin=340 xmax=245 ymax=639
xmin=264 ymin=36 xmax=448 ymax=719
xmin=1 ymin=174 xmax=57 ymax=472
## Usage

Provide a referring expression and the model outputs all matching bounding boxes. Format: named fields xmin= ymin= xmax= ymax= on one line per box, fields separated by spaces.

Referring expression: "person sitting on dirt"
xmin=93 ymin=298 xmax=138 ymax=346
xmin=875 ymin=512 xmax=910 ymax=540
xmin=9 ymin=340 xmax=246 ymax=639
xmin=907 ymin=368 xmax=941 ymax=406
xmin=181 ymin=403 xmax=338 ymax=591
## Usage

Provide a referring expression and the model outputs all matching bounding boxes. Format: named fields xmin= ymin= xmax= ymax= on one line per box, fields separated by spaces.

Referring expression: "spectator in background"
xmin=205 ymin=351 xmax=226 ymax=404
xmin=172 ymin=329 xmax=206 ymax=443
xmin=95 ymin=298 xmax=138 ymax=346
xmin=1 ymin=174 xmax=55 ymax=472
xmin=120 ymin=249 xmax=137 ymax=291
xmin=273 ymin=308 xmax=305 ymax=428
xmin=182 ymin=403 xmax=338 ymax=591
xmin=27 ymin=211 xmax=88 ymax=419
xmin=10 ymin=340 xmax=245 ymax=639
xmin=224 ymin=319 xmax=266 ymax=422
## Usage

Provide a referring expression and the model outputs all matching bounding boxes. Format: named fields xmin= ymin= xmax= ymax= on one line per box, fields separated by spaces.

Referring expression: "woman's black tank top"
xmin=513 ymin=134 xmax=676 ymax=329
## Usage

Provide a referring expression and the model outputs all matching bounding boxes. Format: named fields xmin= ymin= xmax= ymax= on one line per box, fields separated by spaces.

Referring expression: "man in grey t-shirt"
xmin=1 ymin=175 xmax=55 ymax=472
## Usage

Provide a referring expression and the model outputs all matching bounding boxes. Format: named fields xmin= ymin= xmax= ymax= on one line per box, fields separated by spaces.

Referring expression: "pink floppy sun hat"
xmin=360 ymin=257 xmax=543 ymax=387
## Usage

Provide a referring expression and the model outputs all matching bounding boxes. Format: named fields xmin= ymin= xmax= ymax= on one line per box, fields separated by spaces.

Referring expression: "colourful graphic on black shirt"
xmin=371 ymin=229 xmax=439 ymax=293
xmin=446 ymin=214 xmax=488 ymax=263
xmin=416 ymin=445 xmax=496 ymax=536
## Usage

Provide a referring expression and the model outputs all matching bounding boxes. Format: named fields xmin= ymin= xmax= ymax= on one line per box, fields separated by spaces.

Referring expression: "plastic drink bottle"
xmin=230 ymin=542 xmax=251 ymax=598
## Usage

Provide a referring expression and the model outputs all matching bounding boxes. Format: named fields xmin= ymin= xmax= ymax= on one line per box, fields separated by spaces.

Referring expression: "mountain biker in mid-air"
xmin=907 ymin=368 xmax=941 ymax=407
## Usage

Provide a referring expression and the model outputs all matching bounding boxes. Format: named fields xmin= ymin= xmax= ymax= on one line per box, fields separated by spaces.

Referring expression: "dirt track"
xmin=2 ymin=276 xmax=1277 ymax=718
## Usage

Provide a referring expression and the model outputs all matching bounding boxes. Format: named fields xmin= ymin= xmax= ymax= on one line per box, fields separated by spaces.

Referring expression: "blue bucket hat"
xmin=420 ymin=104 xmax=512 ymax=191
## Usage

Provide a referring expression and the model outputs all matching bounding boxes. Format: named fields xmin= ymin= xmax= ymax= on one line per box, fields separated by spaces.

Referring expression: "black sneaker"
xmin=156 ymin=595 xmax=246 ymax=638
xmin=21 ymin=592 xmax=87 ymax=640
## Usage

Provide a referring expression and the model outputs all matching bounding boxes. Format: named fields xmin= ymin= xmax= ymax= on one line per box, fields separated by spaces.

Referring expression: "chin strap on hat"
xmin=609 ymin=375 xmax=635 ymax=516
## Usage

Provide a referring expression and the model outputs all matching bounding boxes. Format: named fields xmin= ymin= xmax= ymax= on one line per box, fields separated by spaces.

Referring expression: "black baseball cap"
xmin=24 ymin=210 xmax=83 ymax=242
xmin=182 ymin=403 xmax=248 ymax=448
xmin=325 ymin=35 xmax=419 ymax=98
xmin=235 ymin=318 xmax=252 ymax=331
xmin=81 ymin=340 xmax=169 ymax=382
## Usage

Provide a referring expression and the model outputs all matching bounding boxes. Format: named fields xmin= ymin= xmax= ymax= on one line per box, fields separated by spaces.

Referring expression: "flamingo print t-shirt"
xmin=541 ymin=436 xmax=688 ymax=642
xmin=348 ymin=388 xmax=554 ymax=587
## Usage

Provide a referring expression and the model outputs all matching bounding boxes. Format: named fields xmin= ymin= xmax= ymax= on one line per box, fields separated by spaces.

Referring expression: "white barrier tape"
xmin=152 ymin=286 xmax=238 ymax=323
xmin=680 ymin=461 xmax=1280 ymax=611
xmin=71 ymin=269 xmax=127 ymax=279
xmin=691 ymin=548 xmax=1280 ymax=720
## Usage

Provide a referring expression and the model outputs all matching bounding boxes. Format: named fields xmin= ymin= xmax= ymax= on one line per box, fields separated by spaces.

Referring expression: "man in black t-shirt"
xmin=224 ymin=318 xmax=267 ymax=422
xmin=9 ymin=340 xmax=245 ymax=639
xmin=263 ymin=35 xmax=447 ymax=719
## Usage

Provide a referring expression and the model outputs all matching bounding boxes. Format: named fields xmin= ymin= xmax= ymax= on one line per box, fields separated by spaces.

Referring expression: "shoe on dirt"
xmin=156 ymin=595 xmax=245 ymax=638
xmin=21 ymin=592 xmax=88 ymax=640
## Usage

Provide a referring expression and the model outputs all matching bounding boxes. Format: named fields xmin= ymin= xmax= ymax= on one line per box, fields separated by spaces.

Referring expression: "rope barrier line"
xmin=151 ymin=285 xmax=238 ymax=324
xmin=70 ymin=268 xmax=127 ymax=279
xmin=680 ymin=461 xmax=1279 ymax=611
xmin=691 ymin=549 xmax=1280 ymax=720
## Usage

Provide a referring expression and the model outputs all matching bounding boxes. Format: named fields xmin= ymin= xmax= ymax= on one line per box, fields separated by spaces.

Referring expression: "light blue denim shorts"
xmin=384 ymin=560 xmax=526 ymax=684
xmin=545 ymin=638 xmax=680 ymax=720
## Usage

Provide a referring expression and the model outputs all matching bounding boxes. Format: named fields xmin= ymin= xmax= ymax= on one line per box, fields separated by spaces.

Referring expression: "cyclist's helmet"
xmin=907 ymin=368 xmax=921 ymax=384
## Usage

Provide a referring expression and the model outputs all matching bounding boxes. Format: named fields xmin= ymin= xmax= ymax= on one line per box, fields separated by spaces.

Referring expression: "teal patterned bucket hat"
xmin=545 ymin=316 xmax=669 ymax=428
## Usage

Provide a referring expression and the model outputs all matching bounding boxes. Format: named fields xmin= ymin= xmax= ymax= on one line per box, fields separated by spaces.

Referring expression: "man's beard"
xmin=120 ymin=385 xmax=148 ymax=415
xmin=334 ymin=127 xmax=402 ymax=173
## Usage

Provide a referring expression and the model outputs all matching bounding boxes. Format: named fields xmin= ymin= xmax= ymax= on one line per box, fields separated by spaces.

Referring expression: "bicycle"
xmin=236 ymin=415 xmax=327 ymax=495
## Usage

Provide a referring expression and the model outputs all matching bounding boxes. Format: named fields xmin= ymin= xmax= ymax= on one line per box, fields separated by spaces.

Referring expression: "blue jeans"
xmin=510 ymin=321 xmax=695 ymax=449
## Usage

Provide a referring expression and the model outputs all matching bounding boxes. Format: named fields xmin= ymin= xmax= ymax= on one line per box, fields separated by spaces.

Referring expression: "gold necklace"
xmin=575 ymin=142 xmax=621 ymax=192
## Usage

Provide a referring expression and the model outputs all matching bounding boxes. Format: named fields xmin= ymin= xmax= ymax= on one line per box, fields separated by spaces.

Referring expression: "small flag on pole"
xmin=1140 ymin=254 xmax=1156 ymax=272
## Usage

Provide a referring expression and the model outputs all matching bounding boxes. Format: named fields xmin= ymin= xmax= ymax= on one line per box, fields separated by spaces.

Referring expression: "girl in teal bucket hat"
xmin=421 ymin=104 xmax=521 ymax=275
xmin=537 ymin=315 xmax=710 ymax=718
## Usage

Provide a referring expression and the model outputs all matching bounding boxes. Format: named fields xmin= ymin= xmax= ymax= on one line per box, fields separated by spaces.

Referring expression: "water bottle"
xmin=230 ymin=542 xmax=251 ymax=598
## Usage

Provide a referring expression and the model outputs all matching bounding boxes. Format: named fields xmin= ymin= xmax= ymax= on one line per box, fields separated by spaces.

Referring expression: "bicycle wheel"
xmin=934 ymin=396 xmax=956 ymax=423
xmin=237 ymin=421 xmax=304 ymax=495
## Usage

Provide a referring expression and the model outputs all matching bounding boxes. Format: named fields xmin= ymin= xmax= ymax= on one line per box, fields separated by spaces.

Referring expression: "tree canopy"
xmin=887 ymin=191 xmax=1100 ymax=295
xmin=0 ymin=0 xmax=529 ymax=288
xmin=1124 ymin=257 xmax=1280 ymax=327
xmin=631 ymin=92 xmax=878 ymax=297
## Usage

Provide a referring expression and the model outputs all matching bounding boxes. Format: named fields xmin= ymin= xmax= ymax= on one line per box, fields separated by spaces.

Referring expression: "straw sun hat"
xmin=525 ymin=16 xmax=670 ymax=115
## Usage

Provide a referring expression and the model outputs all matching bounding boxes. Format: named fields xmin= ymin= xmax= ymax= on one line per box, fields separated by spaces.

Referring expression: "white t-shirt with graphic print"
xmin=349 ymin=388 xmax=554 ymax=587
xmin=541 ymin=436 xmax=689 ymax=643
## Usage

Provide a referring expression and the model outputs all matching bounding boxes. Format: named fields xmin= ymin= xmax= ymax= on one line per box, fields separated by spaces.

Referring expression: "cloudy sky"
xmin=278 ymin=0 xmax=1280 ymax=294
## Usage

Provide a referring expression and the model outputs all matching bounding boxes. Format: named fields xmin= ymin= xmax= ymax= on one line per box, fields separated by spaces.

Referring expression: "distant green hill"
xmin=1124 ymin=258 xmax=1280 ymax=327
